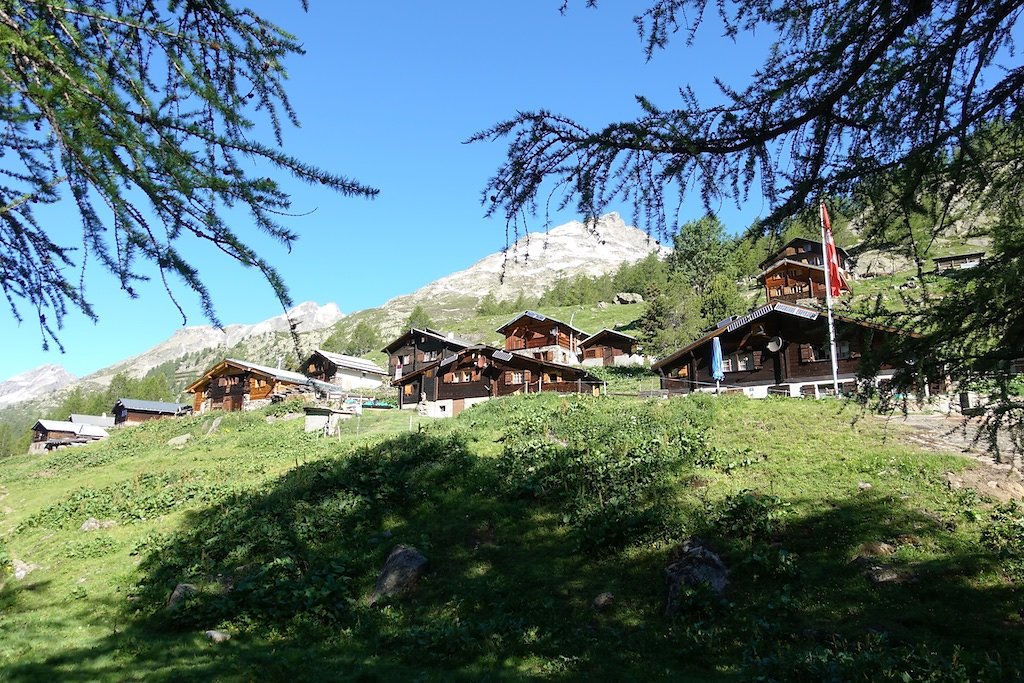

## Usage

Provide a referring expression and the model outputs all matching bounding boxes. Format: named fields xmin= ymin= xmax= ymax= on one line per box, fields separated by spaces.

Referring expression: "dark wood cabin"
xmin=112 ymin=398 xmax=190 ymax=426
xmin=578 ymin=328 xmax=643 ymax=367
xmin=758 ymin=237 xmax=852 ymax=273
xmin=933 ymin=252 xmax=985 ymax=273
xmin=758 ymin=260 xmax=850 ymax=304
xmin=393 ymin=345 xmax=601 ymax=417
xmin=382 ymin=328 xmax=472 ymax=381
xmin=651 ymin=301 xmax=912 ymax=398
xmin=302 ymin=349 xmax=387 ymax=391
xmin=497 ymin=311 xmax=586 ymax=365
xmin=186 ymin=359 xmax=313 ymax=414
xmin=30 ymin=419 xmax=109 ymax=454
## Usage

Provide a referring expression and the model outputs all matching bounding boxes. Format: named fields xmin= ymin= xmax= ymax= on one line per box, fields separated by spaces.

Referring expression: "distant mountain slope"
xmin=0 ymin=364 xmax=77 ymax=409
xmin=81 ymin=301 xmax=344 ymax=387
xmin=377 ymin=213 xmax=667 ymax=333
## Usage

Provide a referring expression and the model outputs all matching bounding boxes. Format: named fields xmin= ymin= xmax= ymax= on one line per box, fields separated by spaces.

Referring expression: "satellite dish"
xmin=767 ymin=336 xmax=784 ymax=353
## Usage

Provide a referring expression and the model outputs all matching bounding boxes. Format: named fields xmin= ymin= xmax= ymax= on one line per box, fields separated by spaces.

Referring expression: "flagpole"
xmin=820 ymin=200 xmax=841 ymax=395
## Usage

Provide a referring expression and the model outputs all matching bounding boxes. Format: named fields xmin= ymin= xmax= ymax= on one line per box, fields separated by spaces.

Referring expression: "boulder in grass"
xmin=369 ymin=545 xmax=428 ymax=606
xmin=665 ymin=539 xmax=728 ymax=616
xmin=167 ymin=583 xmax=197 ymax=610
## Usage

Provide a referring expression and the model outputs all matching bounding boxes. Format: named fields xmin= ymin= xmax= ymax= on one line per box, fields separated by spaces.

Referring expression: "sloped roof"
xmin=382 ymin=327 xmax=474 ymax=354
xmin=311 ymin=349 xmax=387 ymax=376
xmin=495 ymin=310 xmax=587 ymax=336
xmin=33 ymin=420 xmax=109 ymax=438
xmin=578 ymin=328 xmax=637 ymax=349
xmin=651 ymin=302 xmax=821 ymax=371
xmin=393 ymin=344 xmax=600 ymax=385
xmin=758 ymin=237 xmax=851 ymax=271
xmin=185 ymin=358 xmax=310 ymax=393
xmin=68 ymin=413 xmax=115 ymax=427
xmin=114 ymin=398 xmax=191 ymax=414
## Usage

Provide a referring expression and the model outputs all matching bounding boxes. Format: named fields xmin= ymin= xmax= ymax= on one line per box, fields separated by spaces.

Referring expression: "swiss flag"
xmin=820 ymin=201 xmax=847 ymax=297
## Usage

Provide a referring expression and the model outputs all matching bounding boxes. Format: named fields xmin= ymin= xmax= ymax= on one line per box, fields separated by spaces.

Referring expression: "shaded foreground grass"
xmin=1 ymin=395 xmax=1022 ymax=681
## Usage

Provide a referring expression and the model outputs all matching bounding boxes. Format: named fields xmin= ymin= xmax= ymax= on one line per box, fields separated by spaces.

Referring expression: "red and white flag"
xmin=820 ymin=201 xmax=846 ymax=298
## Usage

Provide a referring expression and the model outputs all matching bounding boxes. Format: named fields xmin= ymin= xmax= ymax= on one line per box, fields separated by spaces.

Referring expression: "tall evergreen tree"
xmin=406 ymin=305 xmax=435 ymax=331
xmin=0 ymin=1 xmax=377 ymax=350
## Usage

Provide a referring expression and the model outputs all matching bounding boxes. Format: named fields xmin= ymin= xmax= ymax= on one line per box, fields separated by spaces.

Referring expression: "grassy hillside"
xmin=2 ymin=396 xmax=1022 ymax=681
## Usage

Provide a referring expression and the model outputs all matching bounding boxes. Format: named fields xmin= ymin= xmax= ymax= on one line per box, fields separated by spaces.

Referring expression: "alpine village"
xmin=3 ymin=4 xmax=1024 ymax=680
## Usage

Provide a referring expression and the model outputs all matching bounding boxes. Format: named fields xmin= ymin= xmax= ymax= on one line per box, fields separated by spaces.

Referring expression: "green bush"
xmin=496 ymin=396 xmax=709 ymax=551
xmin=0 ymin=539 xmax=10 ymax=579
xmin=981 ymin=501 xmax=1024 ymax=581
xmin=716 ymin=490 xmax=789 ymax=543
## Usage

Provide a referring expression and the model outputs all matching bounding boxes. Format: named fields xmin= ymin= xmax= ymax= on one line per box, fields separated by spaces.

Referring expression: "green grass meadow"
xmin=1 ymin=395 xmax=1022 ymax=681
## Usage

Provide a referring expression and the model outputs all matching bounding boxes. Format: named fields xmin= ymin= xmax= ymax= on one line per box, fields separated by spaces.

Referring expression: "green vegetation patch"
xmin=0 ymin=396 xmax=1021 ymax=681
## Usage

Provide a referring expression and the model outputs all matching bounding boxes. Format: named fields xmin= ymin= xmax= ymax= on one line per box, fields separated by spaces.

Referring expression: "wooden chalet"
xmin=758 ymin=237 xmax=852 ymax=273
xmin=29 ymin=419 xmax=108 ymax=454
xmin=302 ymin=349 xmax=387 ymax=391
xmin=382 ymin=327 xmax=473 ymax=382
xmin=187 ymin=359 xmax=324 ymax=414
xmin=497 ymin=311 xmax=586 ymax=365
xmin=651 ymin=301 xmax=908 ymax=398
xmin=393 ymin=345 xmax=601 ymax=417
xmin=758 ymin=259 xmax=851 ymax=304
xmin=933 ymin=252 xmax=985 ymax=273
xmin=578 ymin=328 xmax=644 ymax=367
xmin=113 ymin=398 xmax=191 ymax=426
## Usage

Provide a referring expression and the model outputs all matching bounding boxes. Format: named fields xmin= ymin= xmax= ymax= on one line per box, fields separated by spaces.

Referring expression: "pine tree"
xmin=475 ymin=1 xmax=1024 ymax=453
xmin=0 ymin=1 xmax=377 ymax=350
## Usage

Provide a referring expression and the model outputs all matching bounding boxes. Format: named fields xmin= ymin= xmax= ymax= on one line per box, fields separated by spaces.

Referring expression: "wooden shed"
xmin=497 ymin=311 xmax=586 ymax=365
xmin=651 ymin=301 xmax=915 ymax=398
xmin=758 ymin=259 xmax=850 ymax=304
xmin=757 ymin=237 xmax=852 ymax=272
xmin=30 ymin=419 xmax=109 ymax=454
xmin=112 ymin=398 xmax=191 ymax=426
xmin=392 ymin=344 xmax=601 ymax=417
xmin=302 ymin=349 xmax=388 ymax=391
xmin=186 ymin=358 xmax=319 ymax=414
xmin=382 ymin=327 xmax=473 ymax=381
xmin=578 ymin=329 xmax=644 ymax=367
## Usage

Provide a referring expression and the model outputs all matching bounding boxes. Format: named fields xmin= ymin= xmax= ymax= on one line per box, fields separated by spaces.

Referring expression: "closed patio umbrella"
xmin=711 ymin=336 xmax=725 ymax=394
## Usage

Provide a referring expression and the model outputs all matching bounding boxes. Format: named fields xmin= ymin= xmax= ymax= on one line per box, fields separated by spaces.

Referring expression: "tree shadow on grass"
xmin=3 ymin=430 xmax=1024 ymax=681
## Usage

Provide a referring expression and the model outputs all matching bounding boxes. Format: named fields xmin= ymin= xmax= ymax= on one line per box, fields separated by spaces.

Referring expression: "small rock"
xmin=944 ymin=472 xmax=963 ymax=489
xmin=592 ymin=592 xmax=615 ymax=611
xmin=13 ymin=560 xmax=39 ymax=580
xmin=167 ymin=583 xmax=198 ymax=610
xmin=204 ymin=630 xmax=231 ymax=644
xmin=167 ymin=434 xmax=192 ymax=448
xmin=857 ymin=481 xmax=873 ymax=491
xmin=369 ymin=545 xmax=428 ymax=607
xmin=205 ymin=417 xmax=223 ymax=435
xmin=865 ymin=565 xmax=902 ymax=585
xmin=596 ymin=301 xmax=609 ymax=309
xmin=856 ymin=541 xmax=895 ymax=557
xmin=381 ymin=529 xmax=393 ymax=539
xmin=80 ymin=517 xmax=117 ymax=532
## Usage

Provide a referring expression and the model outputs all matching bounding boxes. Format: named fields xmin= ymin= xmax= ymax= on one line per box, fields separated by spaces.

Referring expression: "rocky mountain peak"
xmin=0 ymin=364 xmax=77 ymax=409
xmin=379 ymin=213 xmax=667 ymax=330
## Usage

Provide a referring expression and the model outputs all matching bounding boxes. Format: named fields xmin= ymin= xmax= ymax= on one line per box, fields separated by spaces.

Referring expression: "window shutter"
xmin=799 ymin=344 xmax=814 ymax=363
xmin=753 ymin=351 xmax=764 ymax=369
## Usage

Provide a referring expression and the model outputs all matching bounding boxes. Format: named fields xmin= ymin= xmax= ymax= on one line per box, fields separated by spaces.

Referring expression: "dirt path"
xmin=878 ymin=413 xmax=1024 ymax=502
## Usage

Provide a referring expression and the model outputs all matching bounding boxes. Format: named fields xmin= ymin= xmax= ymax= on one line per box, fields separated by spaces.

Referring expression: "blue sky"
xmin=1 ymin=2 xmax=771 ymax=381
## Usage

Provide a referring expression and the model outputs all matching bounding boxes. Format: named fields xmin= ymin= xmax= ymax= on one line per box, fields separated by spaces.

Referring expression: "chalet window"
xmin=461 ymin=370 xmax=473 ymax=383
xmin=398 ymin=354 xmax=412 ymax=365
xmin=724 ymin=351 xmax=759 ymax=372
xmin=506 ymin=371 xmax=524 ymax=385
xmin=423 ymin=350 xmax=439 ymax=361
xmin=546 ymin=373 xmax=559 ymax=383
